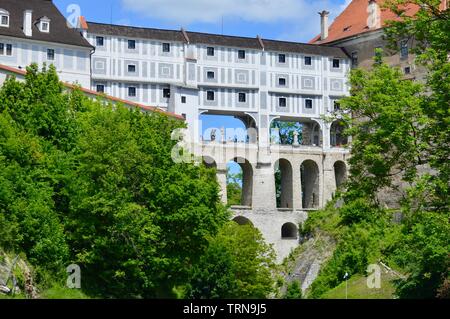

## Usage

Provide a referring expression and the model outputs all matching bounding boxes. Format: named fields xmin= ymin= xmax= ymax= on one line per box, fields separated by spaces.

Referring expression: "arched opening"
xmin=301 ymin=160 xmax=320 ymax=209
xmin=270 ymin=117 xmax=322 ymax=147
xmin=330 ymin=121 xmax=348 ymax=147
xmin=334 ymin=161 xmax=347 ymax=189
xmin=275 ymin=159 xmax=293 ymax=209
xmin=200 ymin=112 xmax=258 ymax=144
xmin=233 ymin=216 xmax=253 ymax=226
xmin=202 ymin=156 xmax=217 ymax=169
xmin=281 ymin=223 xmax=298 ymax=239
xmin=227 ymin=157 xmax=253 ymax=207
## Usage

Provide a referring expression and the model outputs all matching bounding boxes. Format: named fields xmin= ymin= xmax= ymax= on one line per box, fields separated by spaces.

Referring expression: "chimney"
xmin=319 ymin=10 xmax=330 ymax=41
xmin=23 ymin=10 xmax=33 ymax=37
xmin=367 ymin=0 xmax=381 ymax=29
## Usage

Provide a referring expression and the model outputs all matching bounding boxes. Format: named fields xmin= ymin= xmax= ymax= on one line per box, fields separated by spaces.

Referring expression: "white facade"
xmin=0 ymin=35 xmax=91 ymax=87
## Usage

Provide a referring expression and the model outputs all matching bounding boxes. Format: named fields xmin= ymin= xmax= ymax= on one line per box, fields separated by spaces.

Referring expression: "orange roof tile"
xmin=309 ymin=0 xmax=446 ymax=44
xmin=79 ymin=16 xmax=88 ymax=30
xmin=0 ymin=64 xmax=184 ymax=120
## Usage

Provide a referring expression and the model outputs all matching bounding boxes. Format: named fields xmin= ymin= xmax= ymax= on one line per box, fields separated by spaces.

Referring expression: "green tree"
xmin=285 ymin=281 xmax=303 ymax=299
xmin=187 ymin=222 xmax=276 ymax=299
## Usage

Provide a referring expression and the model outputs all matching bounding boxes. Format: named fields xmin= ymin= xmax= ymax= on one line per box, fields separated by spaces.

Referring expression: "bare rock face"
xmin=0 ymin=250 xmax=38 ymax=299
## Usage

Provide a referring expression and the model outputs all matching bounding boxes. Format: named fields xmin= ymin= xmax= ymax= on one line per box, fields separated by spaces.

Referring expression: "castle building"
xmin=0 ymin=0 xmax=352 ymax=262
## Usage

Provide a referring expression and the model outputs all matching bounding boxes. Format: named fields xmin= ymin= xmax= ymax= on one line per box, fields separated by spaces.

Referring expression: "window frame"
xmin=127 ymin=64 xmax=137 ymax=73
xmin=162 ymin=88 xmax=171 ymax=99
xmin=305 ymin=99 xmax=313 ymax=109
xmin=278 ymin=54 xmax=286 ymax=64
xmin=181 ymin=96 xmax=187 ymax=104
xmin=128 ymin=39 xmax=136 ymax=50
xmin=207 ymin=47 xmax=215 ymax=57
xmin=206 ymin=71 xmax=215 ymax=79
xmin=278 ymin=77 xmax=287 ymax=86
xmin=238 ymin=50 xmax=246 ymax=60
xmin=128 ymin=86 xmax=137 ymax=97
xmin=162 ymin=42 xmax=171 ymax=53
xmin=206 ymin=90 xmax=215 ymax=101
xmin=47 ymin=48 xmax=55 ymax=61
xmin=279 ymin=97 xmax=287 ymax=108
xmin=96 ymin=36 xmax=105 ymax=47
xmin=96 ymin=84 xmax=105 ymax=93
xmin=238 ymin=92 xmax=247 ymax=103
xmin=0 ymin=15 xmax=9 ymax=27
xmin=304 ymin=56 xmax=312 ymax=66
xmin=332 ymin=59 xmax=340 ymax=68
xmin=5 ymin=43 xmax=12 ymax=56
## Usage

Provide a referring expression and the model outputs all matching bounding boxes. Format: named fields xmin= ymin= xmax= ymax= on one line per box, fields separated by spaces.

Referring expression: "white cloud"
xmin=120 ymin=0 xmax=351 ymax=42
xmin=121 ymin=0 xmax=311 ymax=24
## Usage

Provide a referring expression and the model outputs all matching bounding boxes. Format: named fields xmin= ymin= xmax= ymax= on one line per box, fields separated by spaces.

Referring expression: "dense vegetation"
xmin=0 ymin=64 xmax=275 ymax=298
xmin=303 ymin=0 xmax=449 ymax=299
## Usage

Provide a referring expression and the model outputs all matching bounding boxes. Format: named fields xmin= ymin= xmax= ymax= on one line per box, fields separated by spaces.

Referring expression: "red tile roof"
xmin=0 ymin=64 xmax=184 ymax=120
xmin=310 ymin=0 xmax=446 ymax=44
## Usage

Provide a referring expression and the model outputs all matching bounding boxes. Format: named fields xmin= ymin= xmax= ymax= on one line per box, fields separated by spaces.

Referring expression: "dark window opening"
xmin=278 ymin=54 xmax=286 ymax=63
xmin=207 ymin=91 xmax=215 ymax=101
xmin=332 ymin=59 xmax=340 ymax=68
xmin=128 ymin=64 xmax=136 ymax=73
xmin=279 ymin=97 xmax=287 ymax=107
xmin=128 ymin=40 xmax=136 ymax=50
xmin=96 ymin=84 xmax=105 ymax=93
xmin=128 ymin=87 xmax=136 ymax=97
xmin=207 ymin=71 xmax=215 ymax=79
xmin=96 ymin=36 xmax=104 ymax=47
xmin=238 ymin=92 xmax=246 ymax=103
xmin=304 ymin=56 xmax=312 ymax=65
xmin=351 ymin=51 xmax=358 ymax=67
xmin=238 ymin=50 xmax=246 ymax=59
xmin=47 ymin=49 xmax=55 ymax=61
xmin=305 ymin=99 xmax=313 ymax=109
xmin=163 ymin=88 xmax=171 ymax=98
xmin=163 ymin=42 xmax=171 ymax=53
xmin=207 ymin=47 xmax=215 ymax=56
xmin=181 ymin=96 xmax=186 ymax=104
xmin=278 ymin=77 xmax=286 ymax=86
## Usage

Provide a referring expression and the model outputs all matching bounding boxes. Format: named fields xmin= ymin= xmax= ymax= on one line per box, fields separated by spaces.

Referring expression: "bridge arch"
xmin=233 ymin=216 xmax=254 ymax=226
xmin=281 ymin=222 xmax=298 ymax=239
xmin=334 ymin=160 xmax=348 ymax=189
xmin=227 ymin=157 xmax=253 ymax=207
xmin=301 ymin=159 xmax=320 ymax=209
xmin=330 ymin=120 xmax=348 ymax=147
xmin=274 ymin=158 xmax=293 ymax=209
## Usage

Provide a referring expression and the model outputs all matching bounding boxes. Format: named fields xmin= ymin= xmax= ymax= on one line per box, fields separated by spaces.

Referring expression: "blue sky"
xmin=54 ymin=0 xmax=351 ymax=42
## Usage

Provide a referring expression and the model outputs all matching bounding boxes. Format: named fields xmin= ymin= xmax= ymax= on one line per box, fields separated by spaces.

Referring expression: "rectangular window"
xmin=278 ymin=54 xmax=286 ymax=63
xmin=128 ymin=64 xmax=136 ymax=73
xmin=207 ymin=71 xmax=215 ymax=79
xmin=0 ymin=43 xmax=4 ymax=55
xmin=96 ymin=84 xmax=105 ymax=93
xmin=278 ymin=77 xmax=286 ymax=86
xmin=6 ymin=44 xmax=12 ymax=56
xmin=207 ymin=47 xmax=215 ymax=56
xmin=47 ymin=49 xmax=55 ymax=61
xmin=128 ymin=87 xmax=136 ymax=97
xmin=304 ymin=56 xmax=312 ymax=66
xmin=1 ymin=15 xmax=9 ymax=26
xmin=41 ymin=22 xmax=49 ymax=32
xmin=332 ymin=59 xmax=340 ymax=68
xmin=238 ymin=92 xmax=246 ymax=103
xmin=162 ymin=43 xmax=170 ymax=53
xmin=351 ymin=51 xmax=358 ymax=67
xmin=404 ymin=66 xmax=411 ymax=75
xmin=181 ymin=96 xmax=186 ymax=104
xmin=305 ymin=99 xmax=313 ymax=109
xmin=400 ymin=40 xmax=408 ymax=58
xmin=279 ymin=97 xmax=287 ymax=107
xmin=238 ymin=50 xmax=246 ymax=60
xmin=163 ymin=88 xmax=171 ymax=98
xmin=96 ymin=36 xmax=104 ymax=47
xmin=128 ymin=40 xmax=136 ymax=50
xmin=207 ymin=91 xmax=215 ymax=101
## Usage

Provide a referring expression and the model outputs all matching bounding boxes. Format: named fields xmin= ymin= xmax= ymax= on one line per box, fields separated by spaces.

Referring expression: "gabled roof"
xmin=0 ymin=0 xmax=92 ymax=48
xmin=0 ymin=63 xmax=185 ymax=120
xmin=309 ymin=0 xmax=434 ymax=44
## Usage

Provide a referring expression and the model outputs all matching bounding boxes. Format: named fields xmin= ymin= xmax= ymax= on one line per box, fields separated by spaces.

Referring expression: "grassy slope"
xmin=321 ymin=272 xmax=397 ymax=299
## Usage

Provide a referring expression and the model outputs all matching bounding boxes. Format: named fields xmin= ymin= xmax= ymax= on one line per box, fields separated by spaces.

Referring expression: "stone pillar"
xmin=216 ymin=165 xmax=228 ymax=204
xmin=293 ymin=161 xmax=303 ymax=210
xmin=252 ymin=162 xmax=277 ymax=211
xmin=322 ymin=154 xmax=336 ymax=205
